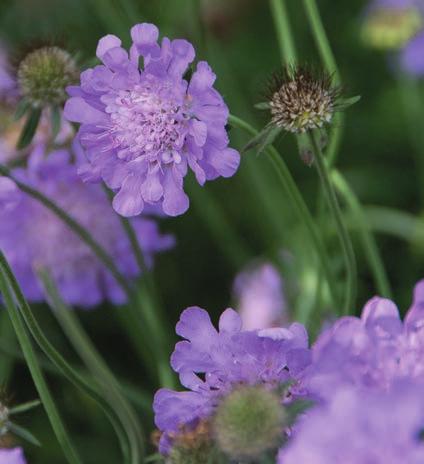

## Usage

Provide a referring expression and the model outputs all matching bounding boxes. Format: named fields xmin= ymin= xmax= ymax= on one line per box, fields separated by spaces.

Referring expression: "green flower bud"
xmin=17 ymin=46 xmax=77 ymax=108
xmin=213 ymin=386 xmax=285 ymax=460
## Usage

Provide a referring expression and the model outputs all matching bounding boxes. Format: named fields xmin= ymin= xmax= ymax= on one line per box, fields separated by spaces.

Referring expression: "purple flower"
xmin=0 ymin=448 xmax=26 ymax=464
xmin=153 ymin=306 xmax=311 ymax=454
xmin=401 ymin=30 xmax=424 ymax=74
xmin=278 ymin=381 xmax=424 ymax=464
xmin=0 ymin=144 xmax=174 ymax=308
xmin=304 ymin=280 xmax=424 ymax=398
xmin=64 ymin=23 xmax=240 ymax=218
xmin=233 ymin=262 xmax=287 ymax=330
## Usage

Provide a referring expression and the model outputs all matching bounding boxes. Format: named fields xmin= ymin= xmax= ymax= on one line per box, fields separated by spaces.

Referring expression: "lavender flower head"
xmin=64 ymin=23 xmax=240 ymax=217
xmin=153 ymin=306 xmax=311 ymax=454
xmin=279 ymin=381 xmax=424 ymax=464
xmin=304 ymin=280 xmax=424 ymax=398
xmin=233 ymin=262 xmax=287 ymax=330
xmin=0 ymin=144 xmax=174 ymax=308
xmin=0 ymin=448 xmax=26 ymax=464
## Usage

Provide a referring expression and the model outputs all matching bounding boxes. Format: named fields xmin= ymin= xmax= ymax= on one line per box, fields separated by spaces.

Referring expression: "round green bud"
xmin=18 ymin=46 xmax=78 ymax=107
xmin=213 ymin=385 xmax=285 ymax=460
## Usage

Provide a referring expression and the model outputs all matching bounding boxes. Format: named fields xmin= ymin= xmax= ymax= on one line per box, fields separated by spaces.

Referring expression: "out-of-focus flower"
xmin=153 ymin=306 xmax=311 ymax=455
xmin=304 ymin=280 xmax=424 ymax=398
xmin=0 ymin=447 xmax=26 ymax=464
xmin=0 ymin=144 xmax=174 ymax=308
xmin=64 ymin=23 xmax=240 ymax=217
xmin=362 ymin=0 xmax=424 ymax=76
xmin=0 ymin=44 xmax=18 ymax=103
xmin=233 ymin=262 xmax=287 ymax=330
xmin=278 ymin=381 xmax=424 ymax=464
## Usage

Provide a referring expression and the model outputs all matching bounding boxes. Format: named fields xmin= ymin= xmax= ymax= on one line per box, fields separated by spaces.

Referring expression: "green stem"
xmin=0 ymin=165 xmax=132 ymax=297
xmin=332 ymin=171 xmax=392 ymax=298
xmin=0 ymin=252 xmax=131 ymax=462
xmin=0 ymin=270 xmax=82 ymax=464
xmin=230 ymin=114 xmax=338 ymax=307
xmin=310 ymin=134 xmax=357 ymax=314
xmin=0 ymin=310 xmax=15 ymax=382
xmin=269 ymin=0 xmax=297 ymax=63
xmin=38 ymin=269 xmax=144 ymax=463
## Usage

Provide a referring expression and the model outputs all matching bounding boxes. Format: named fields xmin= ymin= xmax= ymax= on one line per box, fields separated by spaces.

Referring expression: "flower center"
xmin=103 ymin=79 xmax=189 ymax=165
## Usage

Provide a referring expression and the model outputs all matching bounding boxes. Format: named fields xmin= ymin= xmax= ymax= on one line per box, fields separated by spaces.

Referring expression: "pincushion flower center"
xmin=104 ymin=81 xmax=188 ymax=165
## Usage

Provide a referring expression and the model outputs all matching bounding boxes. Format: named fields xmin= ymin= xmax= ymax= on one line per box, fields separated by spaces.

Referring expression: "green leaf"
xmin=14 ymin=99 xmax=31 ymax=121
xmin=8 ymin=421 xmax=41 ymax=447
xmin=336 ymin=95 xmax=361 ymax=110
xmin=16 ymin=108 xmax=42 ymax=150
xmin=9 ymin=399 xmax=41 ymax=415
xmin=254 ymin=101 xmax=271 ymax=110
xmin=243 ymin=125 xmax=282 ymax=155
xmin=144 ymin=453 xmax=164 ymax=463
xmin=50 ymin=106 xmax=62 ymax=142
xmin=286 ymin=399 xmax=315 ymax=425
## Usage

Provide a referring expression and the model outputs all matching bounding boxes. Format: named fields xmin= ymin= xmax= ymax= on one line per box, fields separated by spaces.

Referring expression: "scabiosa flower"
xmin=268 ymin=67 xmax=340 ymax=134
xmin=304 ymin=280 xmax=424 ymax=398
xmin=233 ymin=262 xmax=287 ymax=330
xmin=18 ymin=46 xmax=78 ymax=108
xmin=0 ymin=448 xmax=26 ymax=464
xmin=0 ymin=144 xmax=174 ymax=308
xmin=64 ymin=23 xmax=240 ymax=217
xmin=153 ymin=306 xmax=311 ymax=455
xmin=278 ymin=381 xmax=424 ymax=464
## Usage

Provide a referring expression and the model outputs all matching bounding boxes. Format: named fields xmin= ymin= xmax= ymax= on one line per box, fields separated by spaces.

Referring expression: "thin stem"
xmin=0 ymin=165 xmax=132 ymax=297
xmin=332 ymin=171 xmax=392 ymax=298
xmin=0 ymin=252 xmax=131 ymax=462
xmin=269 ymin=0 xmax=297 ymax=64
xmin=310 ymin=134 xmax=357 ymax=314
xmin=0 ymin=270 xmax=83 ymax=464
xmin=229 ymin=114 xmax=338 ymax=307
xmin=38 ymin=269 xmax=144 ymax=463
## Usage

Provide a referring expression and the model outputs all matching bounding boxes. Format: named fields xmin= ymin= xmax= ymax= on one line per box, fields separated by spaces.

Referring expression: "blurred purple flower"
xmin=64 ymin=23 xmax=240 ymax=217
xmin=153 ymin=306 xmax=311 ymax=454
xmin=0 ymin=144 xmax=174 ymax=308
xmin=278 ymin=381 xmax=424 ymax=464
xmin=233 ymin=262 xmax=287 ymax=330
xmin=401 ymin=30 xmax=424 ymax=73
xmin=0 ymin=448 xmax=26 ymax=464
xmin=304 ymin=280 xmax=424 ymax=398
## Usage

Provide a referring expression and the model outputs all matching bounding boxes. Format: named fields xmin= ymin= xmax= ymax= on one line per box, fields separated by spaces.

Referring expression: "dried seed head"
xmin=361 ymin=7 xmax=422 ymax=50
xmin=268 ymin=67 xmax=339 ymax=134
xmin=17 ymin=46 xmax=78 ymax=108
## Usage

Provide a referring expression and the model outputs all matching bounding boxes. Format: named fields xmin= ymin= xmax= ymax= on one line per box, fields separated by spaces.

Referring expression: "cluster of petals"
xmin=304 ymin=280 xmax=424 ymax=398
xmin=233 ymin=262 xmax=287 ymax=330
xmin=279 ymin=380 xmax=424 ymax=463
xmin=153 ymin=306 xmax=311 ymax=454
xmin=64 ymin=23 xmax=240 ymax=218
xmin=0 ymin=144 xmax=174 ymax=308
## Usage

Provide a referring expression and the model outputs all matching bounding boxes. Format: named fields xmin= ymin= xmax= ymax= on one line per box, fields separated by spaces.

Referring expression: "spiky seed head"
xmin=167 ymin=420 xmax=223 ymax=464
xmin=268 ymin=67 xmax=339 ymax=134
xmin=361 ymin=7 xmax=422 ymax=50
xmin=213 ymin=385 xmax=285 ymax=460
xmin=17 ymin=46 xmax=77 ymax=108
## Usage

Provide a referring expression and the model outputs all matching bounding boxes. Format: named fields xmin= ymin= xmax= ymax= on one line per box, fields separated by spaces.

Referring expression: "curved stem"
xmin=0 ymin=269 xmax=83 ymax=464
xmin=310 ymin=134 xmax=357 ymax=314
xmin=0 ymin=252 xmax=132 ymax=463
xmin=332 ymin=171 xmax=392 ymax=298
xmin=269 ymin=0 xmax=297 ymax=64
xmin=230 ymin=114 xmax=338 ymax=307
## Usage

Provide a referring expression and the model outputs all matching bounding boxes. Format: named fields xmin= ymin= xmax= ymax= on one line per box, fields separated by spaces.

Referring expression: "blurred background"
xmin=0 ymin=0 xmax=423 ymax=462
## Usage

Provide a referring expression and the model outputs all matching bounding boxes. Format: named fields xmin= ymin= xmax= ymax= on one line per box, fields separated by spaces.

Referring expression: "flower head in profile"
xmin=153 ymin=306 xmax=311 ymax=455
xmin=233 ymin=262 xmax=287 ymax=330
xmin=0 ymin=448 xmax=26 ymax=464
xmin=278 ymin=381 xmax=424 ymax=464
xmin=304 ymin=280 xmax=424 ymax=398
xmin=0 ymin=144 xmax=174 ymax=308
xmin=64 ymin=23 xmax=240 ymax=217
